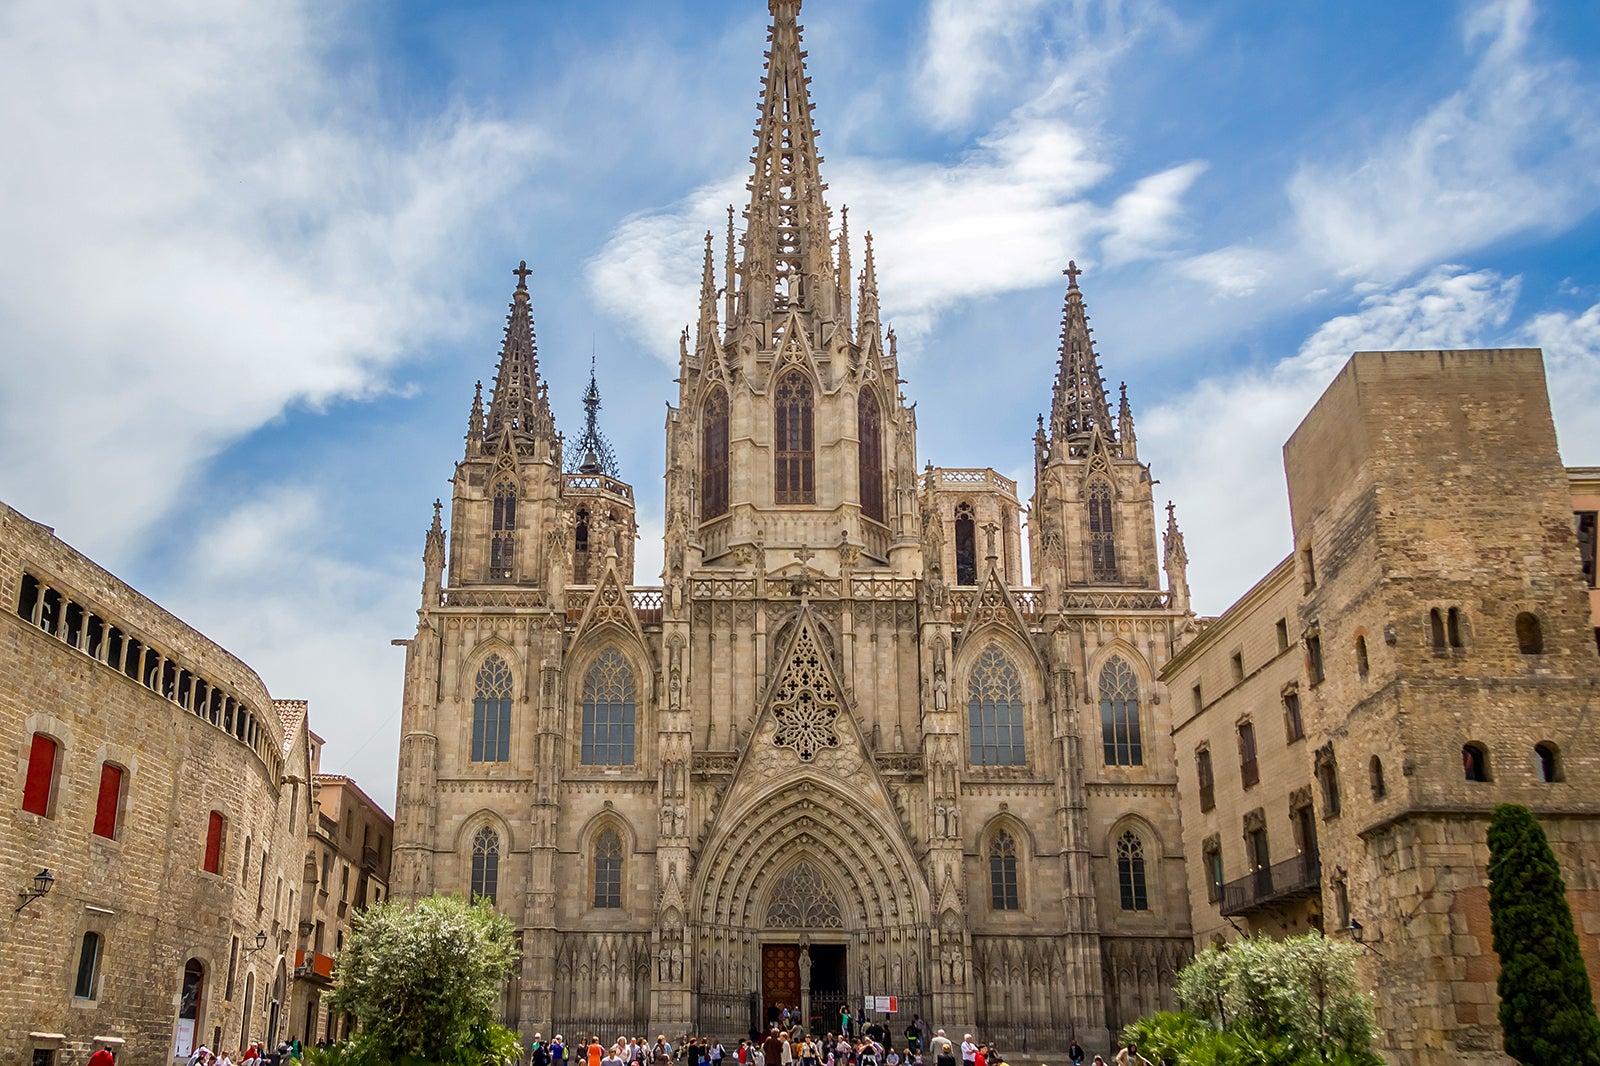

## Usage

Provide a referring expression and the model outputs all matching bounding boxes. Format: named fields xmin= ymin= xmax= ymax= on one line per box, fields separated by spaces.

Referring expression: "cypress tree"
xmin=1486 ymin=803 xmax=1600 ymax=1065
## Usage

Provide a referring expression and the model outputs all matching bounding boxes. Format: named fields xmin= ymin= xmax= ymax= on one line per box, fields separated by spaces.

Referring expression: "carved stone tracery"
xmin=765 ymin=860 xmax=844 ymax=928
xmin=771 ymin=625 xmax=842 ymax=761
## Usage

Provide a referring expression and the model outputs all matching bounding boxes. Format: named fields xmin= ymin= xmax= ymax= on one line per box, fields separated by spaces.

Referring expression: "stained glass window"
xmin=702 ymin=388 xmax=729 ymax=520
xmin=581 ymin=648 xmax=636 ymax=766
xmin=593 ymin=829 xmax=622 ymax=909
xmin=858 ymin=387 xmax=884 ymax=523
xmin=989 ymin=830 xmax=1019 ymax=911
xmin=471 ymin=655 xmax=513 ymax=763
xmin=1117 ymin=831 xmax=1148 ymax=911
xmin=775 ymin=372 xmax=815 ymax=504
xmin=968 ymin=645 xmax=1025 ymax=765
xmin=471 ymin=826 xmax=499 ymax=904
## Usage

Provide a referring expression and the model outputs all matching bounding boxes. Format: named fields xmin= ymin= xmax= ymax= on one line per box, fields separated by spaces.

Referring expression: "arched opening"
xmin=1447 ymin=607 xmax=1467 ymax=649
xmin=573 ymin=507 xmax=591 ymax=585
xmin=988 ymin=829 xmax=1019 ymax=911
xmin=1354 ymin=635 xmax=1369 ymax=679
xmin=267 ymin=962 xmax=285 ymax=1048
xmin=1116 ymin=831 xmax=1149 ymax=911
xmin=857 ymin=387 xmax=884 ymax=524
xmin=240 ymin=971 xmax=255 ymax=1050
xmin=701 ymin=387 xmax=729 ymax=520
xmin=593 ymin=828 xmax=623 ymax=909
xmin=954 ymin=502 xmax=977 ymax=585
xmin=471 ymin=826 xmax=500 ymax=904
xmin=471 ymin=655 xmax=513 ymax=763
xmin=967 ymin=644 xmax=1025 ymax=766
xmin=74 ymin=932 xmax=102 ymax=1000
xmin=1316 ymin=747 xmax=1341 ymax=816
xmin=175 ymin=958 xmax=206 ymax=1059
xmin=1099 ymin=656 xmax=1143 ymax=767
xmin=1370 ymin=755 xmax=1386 ymax=800
xmin=581 ymin=648 xmax=636 ymax=766
xmin=774 ymin=372 xmax=815 ymax=505
xmin=1536 ymin=742 xmax=1562 ymax=783
xmin=1430 ymin=608 xmax=1447 ymax=652
xmin=1463 ymin=743 xmax=1491 ymax=783
xmin=1088 ymin=480 xmax=1118 ymax=581
xmin=1516 ymin=612 xmax=1544 ymax=655
xmin=489 ymin=480 xmax=517 ymax=580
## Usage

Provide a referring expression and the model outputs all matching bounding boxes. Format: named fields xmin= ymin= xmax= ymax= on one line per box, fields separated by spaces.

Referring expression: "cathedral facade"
xmin=392 ymin=0 xmax=1193 ymax=1047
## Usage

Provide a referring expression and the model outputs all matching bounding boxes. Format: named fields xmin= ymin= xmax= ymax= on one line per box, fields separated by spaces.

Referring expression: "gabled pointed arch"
xmin=774 ymin=368 xmax=816 ymax=504
xmin=966 ymin=643 xmax=1027 ymax=766
xmin=980 ymin=813 xmax=1035 ymax=913
xmin=565 ymin=630 xmax=653 ymax=772
xmin=701 ymin=385 xmax=730 ymax=520
xmin=1099 ymin=655 xmax=1143 ymax=767
xmin=1106 ymin=813 xmax=1163 ymax=913
xmin=857 ymin=384 xmax=885 ymax=523
xmin=580 ymin=647 xmax=637 ymax=767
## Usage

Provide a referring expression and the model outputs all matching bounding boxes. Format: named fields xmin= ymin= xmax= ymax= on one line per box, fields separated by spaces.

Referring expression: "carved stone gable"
xmin=772 ymin=624 xmax=842 ymax=761
xmin=765 ymin=860 xmax=843 ymax=929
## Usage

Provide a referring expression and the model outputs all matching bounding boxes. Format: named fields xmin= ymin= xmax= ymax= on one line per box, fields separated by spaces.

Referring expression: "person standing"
xmin=589 ymin=1035 xmax=604 ymax=1066
xmin=839 ymin=1006 xmax=852 ymax=1039
xmin=1112 ymin=1044 xmax=1151 ymax=1066
xmin=928 ymin=1029 xmax=954 ymax=1066
xmin=959 ymin=1036 xmax=976 ymax=1066
xmin=1067 ymin=1040 xmax=1084 ymax=1066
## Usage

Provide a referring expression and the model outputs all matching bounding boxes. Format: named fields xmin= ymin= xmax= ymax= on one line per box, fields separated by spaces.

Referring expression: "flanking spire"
xmin=857 ymin=231 xmax=881 ymax=337
xmin=737 ymin=0 xmax=835 ymax=322
xmin=1049 ymin=260 xmax=1114 ymax=453
xmin=697 ymin=231 xmax=719 ymax=354
xmin=573 ymin=353 xmax=621 ymax=479
xmin=1163 ymin=500 xmax=1190 ymax=613
xmin=484 ymin=261 xmax=557 ymax=451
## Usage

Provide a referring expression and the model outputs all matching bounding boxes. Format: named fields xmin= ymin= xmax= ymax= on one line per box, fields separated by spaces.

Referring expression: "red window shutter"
xmin=22 ymin=734 xmax=57 ymax=816
xmin=203 ymin=811 xmax=224 ymax=874
xmin=93 ymin=763 xmax=122 ymax=839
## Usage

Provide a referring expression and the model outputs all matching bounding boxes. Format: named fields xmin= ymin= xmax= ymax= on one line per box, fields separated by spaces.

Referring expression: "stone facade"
xmin=1 ymin=501 xmax=315 ymax=1066
xmin=391 ymin=0 xmax=1194 ymax=1049
xmin=1163 ymin=349 xmax=1600 ymax=1066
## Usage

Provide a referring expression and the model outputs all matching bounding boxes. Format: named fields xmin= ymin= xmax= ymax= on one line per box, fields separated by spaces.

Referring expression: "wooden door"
xmin=762 ymin=944 xmax=800 ymax=1026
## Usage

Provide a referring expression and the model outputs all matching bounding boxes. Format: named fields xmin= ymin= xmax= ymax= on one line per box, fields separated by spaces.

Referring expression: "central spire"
xmin=484 ymin=260 xmax=557 ymax=455
xmin=738 ymin=0 xmax=835 ymax=323
xmin=1049 ymin=261 xmax=1115 ymax=453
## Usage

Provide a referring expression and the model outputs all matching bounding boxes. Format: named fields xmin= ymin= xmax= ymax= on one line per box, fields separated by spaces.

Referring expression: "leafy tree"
xmin=323 ymin=893 xmax=522 ymax=1066
xmin=1487 ymin=803 xmax=1600 ymax=1065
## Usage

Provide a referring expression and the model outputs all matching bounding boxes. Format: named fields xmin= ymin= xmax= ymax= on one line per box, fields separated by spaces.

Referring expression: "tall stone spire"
xmin=737 ymin=0 xmax=835 ymax=322
xmin=1163 ymin=500 xmax=1190 ymax=613
xmin=465 ymin=380 xmax=484 ymax=456
xmin=857 ymin=231 xmax=881 ymax=337
xmin=836 ymin=205 xmax=852 ymax=336
xmin=1118 ymin=381 xmax=1138 ymax=459
xmin=485 ymin=261 xmax=557 ymax=450
xmin=572 ymin=353 xmax=620 ymax=479
xmin=697 ymin=231 xmax=719 ymax=353
xmin=1049 ymin=261 xmax=1114 ymax=452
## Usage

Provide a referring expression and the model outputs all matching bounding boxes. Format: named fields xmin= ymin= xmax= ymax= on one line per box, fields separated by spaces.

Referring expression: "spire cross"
xmin=1064 ymin=261 xmax=1082 ymax=287
xmin=789 ymin=544 xmax=818 ymax=598
xmin=1166 ymin=500 xmax=1177 ymax=523
xmin=513 ymin=261 xmax=532 ymax=289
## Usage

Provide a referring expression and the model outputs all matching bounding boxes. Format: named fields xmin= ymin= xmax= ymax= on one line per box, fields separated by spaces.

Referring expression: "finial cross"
xmin=1064 ymin=260 xmax=1082 ymax=285
xmin=790 ymin=544 xmax=818 ymax=598
xmin=513 ymin=261 xmax=532 ymax=288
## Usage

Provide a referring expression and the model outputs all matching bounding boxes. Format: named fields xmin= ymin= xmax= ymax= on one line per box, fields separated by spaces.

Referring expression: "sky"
xmin=3 ymin=0 xmax=1599 ymax=812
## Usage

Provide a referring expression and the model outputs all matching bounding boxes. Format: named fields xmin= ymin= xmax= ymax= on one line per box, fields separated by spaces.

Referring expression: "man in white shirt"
xmin=959 ymin=1036 xmax=976 ymax=1066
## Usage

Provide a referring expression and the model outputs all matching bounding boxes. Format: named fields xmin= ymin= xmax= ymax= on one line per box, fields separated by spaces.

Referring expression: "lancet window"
xmin=581 ymin=648 xmax=636 ymax=766
xmin=989 ymin=830 xmax=1020 ymax=911
xmin=858 ymin=387 xmax=885 ymax=523
xmin=702 ymin=387 xmax=729 ymax=520
xmin=471 ymin=655 xmax=513 ymax=763
xmin=574 ymin=508 xmax=591 ymax=585
xmin=489 ymin=480 xmax=517 ymax=580
xmin=1088 ymin=480 xmax=1118 ymax=581
xmin=1117 ymin=830 xmax=1149 ymax=911
xmin=968 ymin=644 xmax=1025 ymax=766
xmin=470 ymin=826 xmax=500 ymax=905
xmin=593 ymin=829 xmax=622 ymax=909
xmin=775 ymin=372 xmax=815 ymax=505
xmin=1100 ymin=656 xmax=1143 ymax=766
xmin=955 ymin=502 xmax=977 ymax=585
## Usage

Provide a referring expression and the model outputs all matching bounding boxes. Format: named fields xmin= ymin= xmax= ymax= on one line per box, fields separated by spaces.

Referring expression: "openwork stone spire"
xmin=1050 ymin=261 xmax=1114 ymax=452
xmin=573 ymin=353 xmax=621 ymax=478
xmin=485 ymin=261 xmax=557 ymax=450
xmin=738 ymin=0 xmax=835 ymax=321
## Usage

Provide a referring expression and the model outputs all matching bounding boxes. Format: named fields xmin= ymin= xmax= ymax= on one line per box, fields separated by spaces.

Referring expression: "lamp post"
xmin=15 ymin=868 xmax=55 ymax=913
xmin=241 ymin=930 xmax=270 ymax=957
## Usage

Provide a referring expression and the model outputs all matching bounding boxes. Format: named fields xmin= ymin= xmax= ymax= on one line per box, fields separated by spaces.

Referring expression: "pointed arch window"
xmin=774 ymin=372 xmax=815 ymax=504
xmin=989 ymin=830 xmax=1020 ymax=911
xmin=573 ymin=507 xmax=591 ymax=585
xmin=1099 ymin=657 xmax=1143 ymax=766
xmin=471 ymin=655 xmax=513 ymax=763
xmin=955 ymin=502 xmax=977 ymax=585
xmin=968 ymin=644 xmax=1025 ymax=766
xmin=1116 ymin=831 xmax=1149 ymax=911
xmin=593 ymin=828 xmax=623 ymax=909
xmin=490 ymin=481 xmax=517 ymax=580
xmin=858 ymin=387 xmax=885 ymax=523
xmin=470 ymin=826 xmax=500 ymax=905
xmin=581 ymin=648 xmax=636 ymax=766
xmin=1088 ymin=480 xmax=1118 ymax=581
xmin=702 ymin=387 xmax=730 ymax=520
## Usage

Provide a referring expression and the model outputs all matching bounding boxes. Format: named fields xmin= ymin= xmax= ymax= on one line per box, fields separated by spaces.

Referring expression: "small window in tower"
xmin=1316 ymin=746 xmax=1341 ymax=817
xmin=93 ymin=762 xmax=124 ymax=840
xmin=1088 ymin=480 xmax=1118 ymax=582
xmin=1516 ymin=612 xmax=1543 ymax=655
xmin=489 ymin=481 xmax=517 ymax=581
xmin=1578 ymin=511 xmax=1598 ymax=588
xmin=1300 ymin=543 xmax=1316 ymax=592
xmin=1447 ymin=607 xmax=1467 ymax=649
xmin=954 ymin=503 xmax=977 ymax=586
xmin=1370 ymin=755 xmax=1386 ymax=800
xmin=1355 ymin=635 xmax=1369 ymax=679
xmin=1536 ymin=742 xmax=1562 ymax=783
xmin=203 ymin=811 xmax=226 ymax=874
xmin=573 ymin=508 xmax=591 ymax=586
xmin=1463 ymin=743 xmax=1491 ymax=783
xmin=1305 ymin=630 xmax=1325 ymax=684
xmin=15 ymin=573 xmax=39 ymax=623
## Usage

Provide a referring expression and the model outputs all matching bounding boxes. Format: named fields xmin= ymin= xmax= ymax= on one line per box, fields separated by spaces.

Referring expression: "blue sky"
xmin=3 ymin=0 xmax=1599 ymax=809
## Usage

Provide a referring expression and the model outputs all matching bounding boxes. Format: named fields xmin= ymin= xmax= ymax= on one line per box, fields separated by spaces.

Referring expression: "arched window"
xmin=1354 ymin=635 xmax=1369 ymax=678
xmin=1463 ymin=743 xmax=1491 ymax=783
xmin=858 ymin=387 xmax=885 ymax=524
xmin=74 ymin=931 xmax=102 ymax=999
xmin=203 ymin=810 xmax=226 ymax=874
xmin=573 ymin=507 xmax=591 ymax=585
xmin=1447 ymin=607 xmax=1467 ymax=648
xmin=989 ymin=830 xmax=1019 ymax=911
xmin=1088 ymin=480 xmax=1118 ymax=581
xmin=489 ymin=481 xmax=517 ymax=580
xmin=176 ymin=958 xmax=205 ymax=1059
xmin=1536 ymin=742 xmax=1562 ymax=783
xmin=1430 ymin=608 xmax=1447 ymax=652
xmin=1516 ymin=612 xmax=1544 ymax=655
xmin=702 ymin=387 xmax=729 ymax=520
xmin=581 ymin=648 xmax=637 ymax=766
xmin=593 ymin=828 xmax=623 ymax=909
xmin=1100 ymin=657 xmax=1143 ymax=766
xmin=1370 ymin=755 xmax=1386 ymax=800
xmin=1317 ymin=747 xmax=1342 ymax=816
xmin=94 ymin=762 xmax=124 ymax=839
xmin=774 ymin=372 xmax=815 ymax=505
xmin=1116 ymin=831 xmax=1149 ymax=911
xmin=955 ymin=502 xmax=977 ymax=585
xmin=470 ymin=826 xmax=500 ymax=904
xmin=967 ymin=645 xmax=1025 ymax=766
xmin=471 ymin=655 xmax=514 ymax=763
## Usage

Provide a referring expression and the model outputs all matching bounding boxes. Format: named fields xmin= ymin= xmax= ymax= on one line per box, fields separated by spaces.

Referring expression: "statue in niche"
xmin=798 ymin=946 xmax=812 ymax=988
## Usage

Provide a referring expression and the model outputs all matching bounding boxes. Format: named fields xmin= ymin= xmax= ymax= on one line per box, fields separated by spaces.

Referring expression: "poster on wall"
xmin=173 ymin=1019 xmax=196 ymax=1059
xmin=863 ymin=996 xmax=898 ymax=1014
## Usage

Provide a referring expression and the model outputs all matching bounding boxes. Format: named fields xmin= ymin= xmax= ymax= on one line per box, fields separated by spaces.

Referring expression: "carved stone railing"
xmin=692 ymin=752 xmax=739 ymax=776
xmin=439 ymin=587 xmax=549 ymax=609
xmin=1062 ymin=589 xmax=1169 ymax=611
xmin=862 ymin=521 xmax=890 ymax=560
xmin=931 ymin=467 xmax=1018 ymax=497
xmin=563 ymin=473 xmax=632 ymax=499
xmin=630 ymin=587 xmax=663 ymax=624
xmin=873 ymin=752 xmax=925 ymax=776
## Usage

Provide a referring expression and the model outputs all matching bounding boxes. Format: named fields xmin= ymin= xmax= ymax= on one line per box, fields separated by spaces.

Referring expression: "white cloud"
xmin=915 ymin=0 xmax=1050 ymax=129
xmin=1101 ymin=161 xmax=1209 ymax=266
xmin=1145 ymin=267 xmax=1520 ymax=614
xmin=1523 ymin=301 xmax=1600 ymax=465
xmin=0 ymin=0 xmax=543 ymax=561
xmin=1287 ymin=0 xmax=1600 ymax=281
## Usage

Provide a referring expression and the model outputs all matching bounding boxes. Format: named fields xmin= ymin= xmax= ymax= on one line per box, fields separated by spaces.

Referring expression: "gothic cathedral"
xmin=393 ymin=0 xmax=1194 ymax=1047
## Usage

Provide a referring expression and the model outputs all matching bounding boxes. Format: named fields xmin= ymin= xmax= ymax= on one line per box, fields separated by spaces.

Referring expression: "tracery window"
xmin=489 ymin=481 xmax=517 ymax=580
xmin=765 ymin=860 xmax=844 ymax=928
xmin=1117 ymin=830 xmax=1149 ymax=911
xmin=858 ymin=387 xmax=885 ymax=523
xmin=968 ymin=644 xmax=1025 ymax=766
xmin=581 ymin=648 xmax=636 ymax=766
xmin=989 ymin=830 xmax=1020 ymax=911
xmin=471 ymin=655 xmax=513 ymax=763
xmin=774 ymin=372 xmax=815 ymax=504
xmin=955 ymin=502 xmax=977 ymax=585
xmin=702 ymin=387 xmax=729 ymax=520
xmin=470 ymin=826 xmax=500 ymax=905
xmin=771 ymin=625 xmax=842 ymax=761
xmin=1099 ymin=657 xmax=1142 ymax=766
xmin=593 ymin=829 xmax=622 ymax=909
xmin=1088 ymin=480 xmax=1118 ymax=581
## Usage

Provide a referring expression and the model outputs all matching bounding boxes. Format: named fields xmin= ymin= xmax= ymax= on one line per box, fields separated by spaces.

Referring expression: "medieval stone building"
xmin=391 ymin=0 xmax=1195 ymax=1046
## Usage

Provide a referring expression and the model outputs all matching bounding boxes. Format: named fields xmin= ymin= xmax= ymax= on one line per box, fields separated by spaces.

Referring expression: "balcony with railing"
xmin=294 ymin=950 xmax=336 ymax=985
xmin=1219 ymin=853 xmax=1321 ymax=917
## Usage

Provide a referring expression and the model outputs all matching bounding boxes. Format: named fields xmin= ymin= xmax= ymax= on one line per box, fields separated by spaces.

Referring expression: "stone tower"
xmin=393 ymin=0 xmax=1193 ymax=1045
